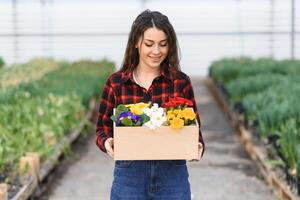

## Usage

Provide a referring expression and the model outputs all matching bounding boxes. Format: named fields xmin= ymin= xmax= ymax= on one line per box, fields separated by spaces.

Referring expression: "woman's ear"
xmin=135 ymin=44 xmax=140 ymax=52
xmin=135 ymin=41 xmax=140 ymax=49
xmin=135 ymin=37 xmax=142 ymax=49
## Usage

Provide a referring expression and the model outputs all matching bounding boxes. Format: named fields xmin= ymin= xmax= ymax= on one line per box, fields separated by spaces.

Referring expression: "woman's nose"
xmin=152 ymin=45 xmax=160 ymax=54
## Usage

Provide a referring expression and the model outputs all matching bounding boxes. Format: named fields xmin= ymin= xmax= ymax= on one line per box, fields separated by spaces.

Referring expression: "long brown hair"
xmin=120 ymin=9 xmax=181 ymax=73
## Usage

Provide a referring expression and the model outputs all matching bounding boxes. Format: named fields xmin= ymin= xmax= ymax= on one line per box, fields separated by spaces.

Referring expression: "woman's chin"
xmin=148 ymin=61 xmax=163 ymax=68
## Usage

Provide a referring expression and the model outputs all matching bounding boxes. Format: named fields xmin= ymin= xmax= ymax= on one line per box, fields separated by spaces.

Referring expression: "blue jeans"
xmin=110 ymin=160 xmax=191 ymax=200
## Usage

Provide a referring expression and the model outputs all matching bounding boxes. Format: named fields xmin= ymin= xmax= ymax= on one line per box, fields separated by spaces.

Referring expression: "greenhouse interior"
xmin=0 ymin=0 xmax=300 ymax=200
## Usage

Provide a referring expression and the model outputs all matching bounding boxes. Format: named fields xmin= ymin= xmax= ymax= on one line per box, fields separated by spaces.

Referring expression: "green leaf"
xmin=115 ymin=104 xmax=129 ymax=117
xmin=121 ymin=117 xmax=133 ymax=126
xmin=141 ymin=114 xmax=150 ymax=124
xmin=110 ymin=115 xmax=117 ymax=122
xmin=264 ymin=159 xmax=284 ymax=167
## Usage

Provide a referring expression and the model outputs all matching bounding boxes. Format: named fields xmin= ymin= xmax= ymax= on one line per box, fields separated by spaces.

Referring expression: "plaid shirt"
xmin=95 ymin=66 xmax=205 ymax=155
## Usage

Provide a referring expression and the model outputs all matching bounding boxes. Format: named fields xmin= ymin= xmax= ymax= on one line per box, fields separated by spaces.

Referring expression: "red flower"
xmin=162 ymin=97 xmax=193 ymax=108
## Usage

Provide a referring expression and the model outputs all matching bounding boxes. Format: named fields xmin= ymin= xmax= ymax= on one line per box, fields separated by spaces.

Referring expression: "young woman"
xmin=96 ymin=9 xmax=205 ymax=200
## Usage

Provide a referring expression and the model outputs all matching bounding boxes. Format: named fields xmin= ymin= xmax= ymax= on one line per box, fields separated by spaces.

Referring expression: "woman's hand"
xmin=104 ymin=137 xmax=114 ymax=158
xmin=188 ymin=142 xmax=204 ymax=162
xmin=197 ymin=142 xmax=204 ymax=160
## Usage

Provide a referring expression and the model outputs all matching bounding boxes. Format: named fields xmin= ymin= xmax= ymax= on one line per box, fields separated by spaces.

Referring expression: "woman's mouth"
xmin=150 ymin=57 xmax=161 ymax=62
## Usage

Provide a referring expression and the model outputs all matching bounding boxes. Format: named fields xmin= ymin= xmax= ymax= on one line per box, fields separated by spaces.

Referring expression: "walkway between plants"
xmin=45 ymin=77 xmax=275 ymax=200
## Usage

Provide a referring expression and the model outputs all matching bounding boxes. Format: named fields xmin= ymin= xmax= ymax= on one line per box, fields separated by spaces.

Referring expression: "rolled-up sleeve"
xmin=183 ymin=76 xmax=205 ymax=157
xmin=95 ymin=78 xmax=115 ymax=153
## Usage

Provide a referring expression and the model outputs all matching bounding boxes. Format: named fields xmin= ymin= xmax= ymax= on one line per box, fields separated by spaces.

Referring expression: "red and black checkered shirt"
xmin=95 ymin=66 xmax=205 ymax=155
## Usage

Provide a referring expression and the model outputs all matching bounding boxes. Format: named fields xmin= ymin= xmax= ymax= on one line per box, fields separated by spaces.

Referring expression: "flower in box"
xmin=162 ymin=97 xmax=196 ymax=129
xmin=142 ymin=103 xmax=167 ymax=130
xmin=162 ymin=96 xmax=193 ymax=108
xmin=111 ymin=97 xmax=196 ymax=130
xmin=125 ymin=102 xmax=149 ymax=115
xmin=111 ymin=102 xmax=167 ymax=130
xmin=111 ymin=103 xmax=150 ymax=127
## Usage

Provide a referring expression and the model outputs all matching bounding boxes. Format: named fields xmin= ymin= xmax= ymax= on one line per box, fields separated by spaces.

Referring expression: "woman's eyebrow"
xmin=144 ymin=39 xmax=168 ymax=42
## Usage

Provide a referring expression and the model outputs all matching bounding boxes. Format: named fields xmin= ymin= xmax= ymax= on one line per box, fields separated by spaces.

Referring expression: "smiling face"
xmin=136 ymin=27 xmax=169 ymax=70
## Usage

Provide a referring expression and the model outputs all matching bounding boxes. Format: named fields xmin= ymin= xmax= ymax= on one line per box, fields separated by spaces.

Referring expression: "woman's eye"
xmin=145 ymin=43 xmax=153 ymax=47
xmin=160 ymin=43 xmax=168 ymax=47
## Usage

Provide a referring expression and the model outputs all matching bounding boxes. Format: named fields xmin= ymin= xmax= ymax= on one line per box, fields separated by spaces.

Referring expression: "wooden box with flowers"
xmin=111 ymin=97 xmax=199 ymax=160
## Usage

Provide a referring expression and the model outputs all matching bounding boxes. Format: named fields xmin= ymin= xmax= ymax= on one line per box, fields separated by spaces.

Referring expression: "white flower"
xmin=142 ymin=103 xmax=166 ymax=130
xmin=144 ymin=120 xmax=157 ymax=130
xmin=142 ymin=107 xmax=151 ymax=116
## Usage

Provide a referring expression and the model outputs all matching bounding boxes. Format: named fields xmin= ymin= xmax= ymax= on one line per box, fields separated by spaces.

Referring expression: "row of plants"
xmin=0 ymin=58 xmax=62 ymax=89
xmin=209 ymin=57 xmax=300 ymax=193
xmin=0 ymin=58 xmax=115 ymax=198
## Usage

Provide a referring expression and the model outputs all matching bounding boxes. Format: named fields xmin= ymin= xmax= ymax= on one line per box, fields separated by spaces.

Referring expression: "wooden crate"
xmin=113 ymin=110 xmax=199 ymax=160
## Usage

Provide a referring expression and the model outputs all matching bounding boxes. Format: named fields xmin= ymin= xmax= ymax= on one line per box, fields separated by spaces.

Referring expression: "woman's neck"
xmin=135 ymin=64 xmax=160 ymax=78
xmin=134 ymin=64 xmax=161 ymax=90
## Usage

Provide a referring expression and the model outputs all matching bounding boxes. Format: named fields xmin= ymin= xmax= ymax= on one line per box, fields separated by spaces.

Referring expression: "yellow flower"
xmin=125 ymin=104 xmax=134 ymax=108
xmin=182 ymin=109 xmax=196 ymax=120
xmin=126 ymin=102 xmax=149 ymax=115
xmin=167 ymin=110 xmax=174 ymax=116
xmin=167 ymin=110 xmax=175 ymax=121
xmin=174 ymin=109 xmax=183 ymax=118
xmin=169 ymin=117 xmax=184 ymax=129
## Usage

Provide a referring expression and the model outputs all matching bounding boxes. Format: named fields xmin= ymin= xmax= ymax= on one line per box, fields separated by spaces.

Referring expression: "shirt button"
xmin=145 ymin=93 xmax=151 ymax=101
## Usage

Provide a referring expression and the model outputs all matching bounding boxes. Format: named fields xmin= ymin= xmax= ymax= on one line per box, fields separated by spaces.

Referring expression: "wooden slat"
xmin=11 ymin=177 xmax=37 ymax=200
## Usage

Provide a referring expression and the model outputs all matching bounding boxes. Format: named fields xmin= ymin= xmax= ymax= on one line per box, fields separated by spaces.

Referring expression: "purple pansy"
xmin=116 ymin=111 xmax=142 ymax=126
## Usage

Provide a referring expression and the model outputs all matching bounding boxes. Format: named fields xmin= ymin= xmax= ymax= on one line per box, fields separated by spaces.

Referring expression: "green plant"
xmin=0 ymin=58 xmax=115 ymax=173
xmin=209 ymin=56 xmax=300 ymax=177
xmin=226 ymin=73 xmax=286 ymax=103
xmin=278 ymin=118 xmax=300 ymax=174
xmin=0 ymin=57 xmax=4 ymax=68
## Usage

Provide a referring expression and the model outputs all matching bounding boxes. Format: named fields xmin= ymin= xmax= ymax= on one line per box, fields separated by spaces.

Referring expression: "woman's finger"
xmin=106 ymin=146 xmax=114 ymax=158
xmin=188 ymin=143 xmax=204 ymax=162
xmin=107 ymin=151 xmax=114 ymax=158
xmin=105 ymin=138 xmax=114 ymax=158
xmin=198 ymin=143 xmax=204 ymax=160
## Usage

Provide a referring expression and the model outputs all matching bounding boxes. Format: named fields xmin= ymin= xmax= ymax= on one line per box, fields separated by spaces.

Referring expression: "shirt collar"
xmin=121 ymin=71 xmax=134 ymax=83
xmin=121 ymin=63 xmax=172 ymax=84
